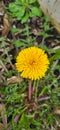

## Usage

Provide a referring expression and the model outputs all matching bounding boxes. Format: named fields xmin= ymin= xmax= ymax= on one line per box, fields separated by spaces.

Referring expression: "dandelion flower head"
xmin=16 ymin=46 xmax=49 ymax=80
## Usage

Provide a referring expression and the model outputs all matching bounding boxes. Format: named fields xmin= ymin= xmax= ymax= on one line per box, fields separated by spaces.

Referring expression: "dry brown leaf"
xmin=0 ymin=65 xmax=2 ymax=69
xmin=7 ymin=76 xmax=23 ymax=84
xmin=33 ymin=29 xmax=39 ymax=36
xmin=2 ymin=14 xmax=10 ymax=36
xmin=34 ymin=42 xmax=38 ymax=46
xmin=0 ymin=1 xmax=4 ymax=16
xmin=53 ymin=46 xmax=60 ymax=50
xmin=0 ymin=123 xmax=5 ymax=130
xmin=14 ymin=114 xmax=20 ymax=123
xmin=0 ymin=103 xmax=7 ymax=129
xmin=0 ymin=1 xmax=9 ymax=36
xmin=0 ymin=48 xmax=4 ymax=53
xmin=53 ymin=108 xmax=60 ymax=115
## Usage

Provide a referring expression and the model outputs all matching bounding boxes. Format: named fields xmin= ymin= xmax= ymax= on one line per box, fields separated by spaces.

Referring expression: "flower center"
xmin=30 ymin=60 xmax=36 ymax=65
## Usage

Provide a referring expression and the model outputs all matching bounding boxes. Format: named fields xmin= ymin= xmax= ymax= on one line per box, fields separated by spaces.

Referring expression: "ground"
xmin=0 ymin=0 xmax=60 ymax=130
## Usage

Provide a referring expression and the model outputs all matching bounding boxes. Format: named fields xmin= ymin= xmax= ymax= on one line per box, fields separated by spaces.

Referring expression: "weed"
xmin=9 ymin=0 xmax=42 ymax=23
xmin=0 ymin=0 xmax=60 ymax=130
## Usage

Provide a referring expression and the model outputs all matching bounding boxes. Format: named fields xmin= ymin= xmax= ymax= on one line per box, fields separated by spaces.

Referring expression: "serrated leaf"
xmin=30 ymin=7 xmax=42 ymax=17
xmin=14 ymin=40 xmax=25 ymax=47
xmin=54 ymin=48 xmax=60 ymax=59
xmin=9 ymin=3 xmax=25 ymax=19
xmin=9 ymin=3 xmax=19 ymax=12
xmin=16 ymin=0 xmax=25 ymax=4
xmin=29 ymin=0 xmax=36 ymax=4
xmin=11 ymin=27 xmax=20 ymax=33
xmin=21 ymin=13 xmax=29 ymax=23
xmin=15 ymin=7 xmax=25 ymax=19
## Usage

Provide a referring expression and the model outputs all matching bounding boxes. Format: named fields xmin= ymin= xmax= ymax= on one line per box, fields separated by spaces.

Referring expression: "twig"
xmin=5 ymin=49 xmax=15 ymax=70
xmin=0 ymin=60 xmax=8 ymax=73
xmin=38 ymin=96 xmax=50 ymax=102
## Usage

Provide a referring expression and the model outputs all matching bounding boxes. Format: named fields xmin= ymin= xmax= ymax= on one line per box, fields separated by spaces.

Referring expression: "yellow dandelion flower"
xmin=16 ymin=46 xmax=49 ymax=80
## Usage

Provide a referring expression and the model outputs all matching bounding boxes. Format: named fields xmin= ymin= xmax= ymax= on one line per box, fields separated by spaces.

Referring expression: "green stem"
xmin=28 ymin=80 xmax=32 ymax=101
xmin=34 ymin=80 xmax=39 ymax=102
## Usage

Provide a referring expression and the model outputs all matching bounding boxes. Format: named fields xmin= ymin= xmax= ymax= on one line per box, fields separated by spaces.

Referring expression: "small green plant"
xmin=39 ymin=16 xmax=53 ymax=39
xmin=11 ymin=25 xmax=36 ymax=48
xmin=9 ymin=0 xmax=42 ymax=23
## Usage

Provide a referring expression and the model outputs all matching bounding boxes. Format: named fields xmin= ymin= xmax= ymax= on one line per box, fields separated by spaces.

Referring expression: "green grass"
xmin=0 ymin=0 xmax=60 ymax=130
